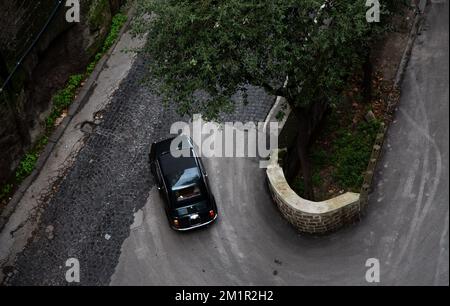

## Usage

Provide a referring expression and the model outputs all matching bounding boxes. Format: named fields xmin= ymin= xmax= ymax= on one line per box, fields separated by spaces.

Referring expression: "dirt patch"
xmin=372 ymin=8 xmax=416 ymax=82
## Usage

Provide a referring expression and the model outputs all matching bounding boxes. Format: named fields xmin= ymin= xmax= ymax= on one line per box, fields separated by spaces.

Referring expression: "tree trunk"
xmin=297 ymin=130 xmax=315 ymax=200
xmin=284 ymin=100 xmax=329 ymax=201
xmin=284 ymin=143 xmax=300 ymax=183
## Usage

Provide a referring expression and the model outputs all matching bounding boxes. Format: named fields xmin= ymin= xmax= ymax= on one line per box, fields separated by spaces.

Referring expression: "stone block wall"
xmin=266 ymin=150 xmax=361 ymax=234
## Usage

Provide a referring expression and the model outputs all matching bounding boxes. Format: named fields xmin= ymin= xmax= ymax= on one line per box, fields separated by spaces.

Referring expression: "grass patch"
xmin=291 ymin=99 xmax=382 ymax=200
xmin=46 ymin=74 xmax=83 ymax=131
xmin=0 ymin=134 xmax=48 ymax=207
xmin=15 ymin=153 xmax=38 ymax=182
xmin=332 ymin=120 xmax=381 ymax=191
xmin=15 ymin=136 xmax=49 ymax=182
xmin=0 ymin=12 xmax=128 ymax=206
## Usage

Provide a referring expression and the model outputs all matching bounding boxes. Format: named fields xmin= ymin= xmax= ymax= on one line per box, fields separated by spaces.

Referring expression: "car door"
xmin=149 ymin=144 xmax=157 ymax=175
xmin=154 ymin=160 xmax=164 ymax=191
xmin=155 ymin=160 xmax=172 ymax=212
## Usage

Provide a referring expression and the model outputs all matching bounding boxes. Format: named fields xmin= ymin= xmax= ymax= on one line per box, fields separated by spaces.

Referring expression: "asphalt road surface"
xmin=7 ymin=1 xmax=449 ymax=285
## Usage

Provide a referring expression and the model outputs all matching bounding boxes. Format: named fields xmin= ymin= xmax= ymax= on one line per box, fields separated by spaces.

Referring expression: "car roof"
xmin=158 ymin=148 xmax=204 ymax=199
xmin=159 ymin=151 xmax=198 ymax=178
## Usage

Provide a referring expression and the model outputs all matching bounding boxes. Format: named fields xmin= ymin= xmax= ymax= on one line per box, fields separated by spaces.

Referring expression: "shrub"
xmin=15 ymin=153 xmax=38 ymax=181
xmin=332 ymin=120 xmax=381 ymax=191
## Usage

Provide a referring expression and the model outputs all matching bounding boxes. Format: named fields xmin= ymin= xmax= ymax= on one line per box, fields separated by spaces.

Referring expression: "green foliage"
xmin=132 ymin=0 xmax=402 ymax=118
xmin=0 ymin=184 xmax=13 ymax=200
xmin=46 ymin=74 xmax=83 ymax=131
xmin=88 ymin=0 xmax=110 ymax=30
xmin=35 ymin=135 xmax=49 ymax=152
xmin=292 ymin=170 xmax=322 ymax=196
xmin=332 ymin=120 xmax=381 ymax=191
xmin=47 ymin=13 xmax=127 ymax=131
xmin=292 ymin=176 xmax=305 ymax=197
xmin=86 ymin=61 xmax=96 ymax=75
xmin=87 ymin=13 xmax=127 ymax=75
xmin=312 ymin=172 xmax=323 ymax=187
xmin=4 ymin=70 xmax=82 ymax=198
xmin=103 ymin=13 xmax=127 ymax=53
xmin=310 ymin=147 xmax=328 ymax=167
xmin=57 ymin=74 xmax=83 ymax=106
xmin=1 ymin=11 xmax=128 ymax=205
xmin=14 ymin=135 xmax=49 ymax=183
xmin=15 ymin=153 xmax=38 ymax=181
xmin=293 ymin=119 xmax=381 ymax=197
xmin=275 ymin=110 xmax=285 ymax=122
xmin=0 ymin=135 xmax=48 ymax=203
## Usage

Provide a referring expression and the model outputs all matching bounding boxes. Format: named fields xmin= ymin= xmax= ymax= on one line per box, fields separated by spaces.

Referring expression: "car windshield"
xmin=170 ymin=167 xmax=200 ymax=190
xmin=159 ymin=152 xmax=206 ymax=208
xmin=171 ymin=168 xmax=202 ymax=203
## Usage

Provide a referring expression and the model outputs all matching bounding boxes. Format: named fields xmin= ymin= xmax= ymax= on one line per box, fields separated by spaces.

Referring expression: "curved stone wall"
xmin=266 ymin=149 xmax=361 ymax=234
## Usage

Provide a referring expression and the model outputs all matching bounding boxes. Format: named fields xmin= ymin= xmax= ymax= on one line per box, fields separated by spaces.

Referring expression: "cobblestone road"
xmin=6 ymin=56 xmax=274 ymax=285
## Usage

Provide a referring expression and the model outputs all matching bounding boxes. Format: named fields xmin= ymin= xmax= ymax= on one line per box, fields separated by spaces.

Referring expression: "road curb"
xmin=394 ymin=9 xmax=425 ymax=88
xmin=0 ymin=7 xmax=136 ymax=233
xmin=359 ymin=5 xmax=426 ymax=215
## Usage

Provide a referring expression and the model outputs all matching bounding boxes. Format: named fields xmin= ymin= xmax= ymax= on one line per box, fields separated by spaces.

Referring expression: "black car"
xmin=149 ymin=135 xmax=218 ymax=231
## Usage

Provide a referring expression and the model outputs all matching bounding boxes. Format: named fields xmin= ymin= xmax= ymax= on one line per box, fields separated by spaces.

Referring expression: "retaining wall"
xmin=266 ymin=149 xmax=361 ymax=234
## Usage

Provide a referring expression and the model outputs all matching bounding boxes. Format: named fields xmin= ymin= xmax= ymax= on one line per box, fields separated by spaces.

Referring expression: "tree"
xmin=132 ymin=0 xmax=400 ymax=200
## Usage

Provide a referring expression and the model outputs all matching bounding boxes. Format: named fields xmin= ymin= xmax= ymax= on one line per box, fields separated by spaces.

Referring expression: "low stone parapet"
xmin=266 ymin=149 xmax=361 ymax=234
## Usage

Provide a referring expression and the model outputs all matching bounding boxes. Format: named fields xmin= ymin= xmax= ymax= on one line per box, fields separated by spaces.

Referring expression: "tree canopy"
xmin=132 ymin=0 xmax=404 ymax=199
xmin=132 ymin=0 xmax=398 ymax=118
